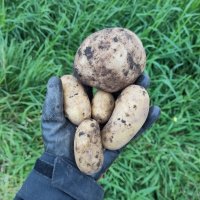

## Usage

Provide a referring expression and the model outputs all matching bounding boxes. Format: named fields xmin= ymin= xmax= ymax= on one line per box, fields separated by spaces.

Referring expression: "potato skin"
xmin=74 ymin=27 xmax=146 ymax=92
xmin=102 ymin=85 xmax=149 ymax=150
xmin=92 ymin=90 xmax=115 ymax=124
xmin=74 ymin=119 xmax=104 ymax=175
xmin=61 ymin=75 xmax=91 ymax=125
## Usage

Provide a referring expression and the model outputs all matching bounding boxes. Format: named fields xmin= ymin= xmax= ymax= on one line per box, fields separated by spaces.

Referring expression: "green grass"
xmin=0 ymin=0 xmax=200 ymax=199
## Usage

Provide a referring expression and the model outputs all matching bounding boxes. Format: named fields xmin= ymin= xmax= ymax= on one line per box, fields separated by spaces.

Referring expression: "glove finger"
xmin=112 ymin=73 xmax=150 ymax=100
xmin=134 ymin=73 xmax=150 ymax=88
xmin=42 ymin=76 xmax=65 ymax=122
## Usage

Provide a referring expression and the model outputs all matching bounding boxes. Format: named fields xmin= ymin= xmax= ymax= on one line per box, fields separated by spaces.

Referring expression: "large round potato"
xmin=101 ymin=85 xmax=149 ymax=150
xmin=74 ymin=119 xmax=104 ymax=175
xmin=92 ymin=90 xmax=115 ymax=124
xmin=61 ymin=75 xmax=91 ymax=125
xmin=74 ymin=27 xmax=146 ymax=92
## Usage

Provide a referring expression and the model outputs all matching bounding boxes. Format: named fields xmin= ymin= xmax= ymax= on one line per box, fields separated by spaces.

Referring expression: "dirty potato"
xmin=102 ymin=85 xmax=149 ymax=150
xmin=74 ymin=119 xmax=104 ymax=175
xmin=92 ymin=90 xmax=115 ymax=124
xmin=61 ymin=75 xmax=91 ymax=125
xmin=74 ymin=27 xmax=146 ymax=92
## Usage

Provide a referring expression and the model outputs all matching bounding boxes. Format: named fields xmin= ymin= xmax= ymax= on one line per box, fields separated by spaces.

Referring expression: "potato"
xmin=74 ymin=119 xmax=104 ymax=175
xmin=61 ymin=75 xmax=91 ymax=125
xmin=92 ymin=90 xmax=115 ymax=124
xmin=101 ymin=85 xmax=149 ymax=150
xmin=74 ymin=27 xmax=146 ymax=92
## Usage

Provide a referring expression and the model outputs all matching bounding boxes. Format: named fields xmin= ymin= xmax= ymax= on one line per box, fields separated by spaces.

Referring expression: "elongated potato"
xmin=74 ymin=119 xmax=104 ymax=175
xmin=102 ymin=85 xmax=149 ymax=150
xmin=92 ymin=90 xmax=115 ymax=124
xmin=61 ymin=75 xmax=91 ymax=125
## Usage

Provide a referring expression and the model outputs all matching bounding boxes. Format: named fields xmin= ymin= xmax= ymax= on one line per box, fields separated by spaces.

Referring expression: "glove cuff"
xmin=51 ymin=156 xmax=104 ymax=200
xmin=16 ymin=152 xmax=104 ymax=200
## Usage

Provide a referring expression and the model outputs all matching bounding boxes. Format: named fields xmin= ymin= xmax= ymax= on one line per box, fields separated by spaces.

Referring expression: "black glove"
xmin=14 ymin=74 xmax=160 ymax=200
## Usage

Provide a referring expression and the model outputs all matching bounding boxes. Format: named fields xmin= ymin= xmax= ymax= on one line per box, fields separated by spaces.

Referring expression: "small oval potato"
xmin=61 ymin=75 xmax=91 ymax=125
xmin=74 ymin=119 xmax=104 ymax=175
xmin=102 ymin=85 xmax=149 ymax=150
xmin=92 ymin=90 xmax=115 ymax=124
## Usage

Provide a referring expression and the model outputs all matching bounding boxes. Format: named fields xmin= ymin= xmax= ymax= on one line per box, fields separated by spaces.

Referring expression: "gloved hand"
xmin=14 ymin=73 xmax=160 ymax=200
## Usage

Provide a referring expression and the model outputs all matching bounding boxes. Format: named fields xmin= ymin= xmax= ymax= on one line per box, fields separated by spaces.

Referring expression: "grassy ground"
xmin=0 ymin=0 xmax=200 ymax=199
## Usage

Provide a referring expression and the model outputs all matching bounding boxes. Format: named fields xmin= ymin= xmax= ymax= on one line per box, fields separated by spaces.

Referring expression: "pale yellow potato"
xmin=74 ymin=27 xmax=146 ymax=92
xmin=74 ymin=119 xmax=104 ymax=175
xmin=101 ymin=85 xmax=149 ymax=150
xmin=92 ymin=90 xmax=115 ymax=124
xmin=61 ymin=75 xmax=91 ymax=125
